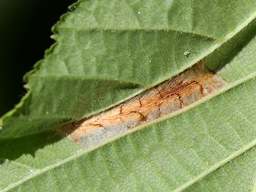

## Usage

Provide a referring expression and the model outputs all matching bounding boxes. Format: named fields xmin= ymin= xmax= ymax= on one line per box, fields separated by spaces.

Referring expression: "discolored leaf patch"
xmin=60 ymin=61 xmax=227 ymax=148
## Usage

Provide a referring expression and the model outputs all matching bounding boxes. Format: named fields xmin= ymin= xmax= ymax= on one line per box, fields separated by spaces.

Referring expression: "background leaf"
xmin=1 ymin=0 xmax=256 ymax=191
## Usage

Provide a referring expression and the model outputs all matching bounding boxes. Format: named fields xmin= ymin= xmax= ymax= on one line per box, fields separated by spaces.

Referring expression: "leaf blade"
xmin=1 ymin=0 xmax=256 ymax=191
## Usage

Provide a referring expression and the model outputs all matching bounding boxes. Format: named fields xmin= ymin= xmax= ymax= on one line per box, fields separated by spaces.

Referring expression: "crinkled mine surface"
xmin=60 ymin=61 xmax=227 ymax=148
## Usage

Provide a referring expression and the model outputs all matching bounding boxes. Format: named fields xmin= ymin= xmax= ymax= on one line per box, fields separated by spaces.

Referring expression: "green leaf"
xmin=1 ymin=0 xmax=256 ymax=191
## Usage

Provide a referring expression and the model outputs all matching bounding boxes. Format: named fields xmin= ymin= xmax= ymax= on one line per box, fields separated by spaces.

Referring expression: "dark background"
xmin=0 ymin=0 xmax=75 ymax=116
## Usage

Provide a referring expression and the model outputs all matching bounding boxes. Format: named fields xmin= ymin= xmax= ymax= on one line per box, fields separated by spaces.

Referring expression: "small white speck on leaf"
xmin=184 ymin=51 xmax=190 ymax=56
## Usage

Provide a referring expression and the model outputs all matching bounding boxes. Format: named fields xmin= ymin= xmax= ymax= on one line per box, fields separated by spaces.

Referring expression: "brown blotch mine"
xmin=59 ymin=61 xmax=227 ymax=148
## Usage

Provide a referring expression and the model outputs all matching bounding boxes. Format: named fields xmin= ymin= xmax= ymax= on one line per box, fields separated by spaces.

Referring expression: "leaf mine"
xmin=60 ymin=61 xmax=227 ymax=148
